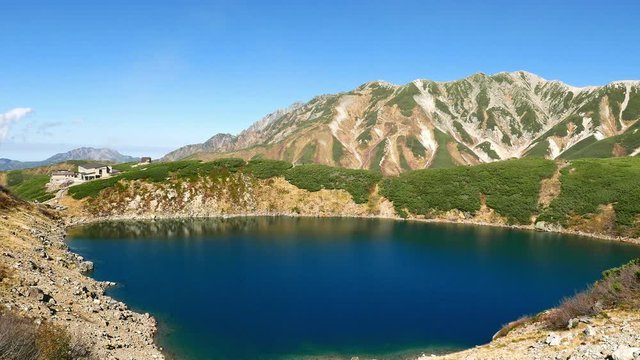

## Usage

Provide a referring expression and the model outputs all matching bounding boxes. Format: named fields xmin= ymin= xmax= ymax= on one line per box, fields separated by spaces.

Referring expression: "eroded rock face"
xmin=164 ymin=72 xmax=640 ymax=175
xmin=62 ymin=175 xmax=396 ymax=222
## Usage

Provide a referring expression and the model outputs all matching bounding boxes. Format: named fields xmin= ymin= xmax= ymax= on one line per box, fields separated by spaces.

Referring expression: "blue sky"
xmin=1 ymin=0 xmax=639 ymax=160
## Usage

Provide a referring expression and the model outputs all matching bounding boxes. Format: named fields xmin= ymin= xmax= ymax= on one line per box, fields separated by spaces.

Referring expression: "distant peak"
xmin=358 ymin=80 xmax=399 ymax=89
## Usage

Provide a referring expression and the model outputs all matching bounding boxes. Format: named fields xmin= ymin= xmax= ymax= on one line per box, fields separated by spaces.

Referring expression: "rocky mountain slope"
xmin=0 ymin=147 xmax=137 ymax=171
xmin=164 ymin=71 xmax=640 ymax=175
xmin=0 ymin=187 xmax=163 ymax=359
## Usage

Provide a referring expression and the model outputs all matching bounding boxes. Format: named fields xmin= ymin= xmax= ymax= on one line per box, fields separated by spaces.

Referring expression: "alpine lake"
xmin=67 ymin=217 xmax=640 ymax=360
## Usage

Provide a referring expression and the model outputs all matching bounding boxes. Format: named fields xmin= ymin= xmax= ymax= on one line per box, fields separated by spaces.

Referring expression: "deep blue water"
xmin=67 ymin=217 xmax=640 ymax=360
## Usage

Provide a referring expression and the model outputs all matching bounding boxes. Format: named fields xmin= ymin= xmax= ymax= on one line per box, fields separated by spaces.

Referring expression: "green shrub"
xmin=297 ymin=143 xmax=317 ymax=164
xmin=430 ymin=129 xmax=457 ymax=168
xmin=210 ymin=158 xmax=246 ymax=172
xmin=68 ymin=177 xmax=120 ymax=199
xmin=7 ymin=173 xmax=53 ymax=203
xmin=538 ymin=157 xmax=640 ymax=232
xmin=332 ymin=137 xmax=345 ymax=164
xmin=477 ymin=141 xmax=501 ymax=160
xmin=381 ymin=158 xmax=555 ymax=224
xmin=284 ymin=164 xmax=381 ymax=204
xmin=244 ymin=159 xmax=292 ymax=179
xmin=546 ymin=258 xmax=640 ymax=329
xmin=386 ymin=83 xmax=420 ymax=116
xmin=7 ymin=171 xmax=25 ymax=187
xmin=112 ymin=162 xmax=136 ymax=172
xmin=405 ymin=136 xmax=426 ymax=158
xmin=369 ymin=141 xmax=386 ymax=171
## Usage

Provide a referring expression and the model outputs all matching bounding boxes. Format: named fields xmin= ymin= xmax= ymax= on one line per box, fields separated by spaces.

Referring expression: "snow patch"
xmin=594 ymin=131 xmax=605 ymax=141
xmin=418 ymin=125 xmax=437 ymax=152
xmin=548 ymin=138 xmax=561 ymax=159
xmin=413 ymin=88 xmax=436 ymax=115
xmin=582 ymin=116 xmax=593 ymax=133
xmin=328 ymin=95 xmax=363 ymax=167
xmin=619 ymin=83 xmax=632 ymax=130
xmin=328 ymin=96 xmax=354 ymax=136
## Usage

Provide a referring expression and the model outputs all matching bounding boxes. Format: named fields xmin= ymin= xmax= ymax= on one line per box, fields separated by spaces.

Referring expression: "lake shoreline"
xmin=65 ymin=212 xmax=640 ymax=359
xmin=65 ymin=211 xmax=640 ymax=248
xmin=0 ymin=206 xmax=165 ymax=359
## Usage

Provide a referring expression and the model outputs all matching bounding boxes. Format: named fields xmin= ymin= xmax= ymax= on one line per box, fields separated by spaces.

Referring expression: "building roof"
xmin=80 ymin=163 xmax=109 ymax=169
xmin=52 ymin=170 xmax=74 ymax=175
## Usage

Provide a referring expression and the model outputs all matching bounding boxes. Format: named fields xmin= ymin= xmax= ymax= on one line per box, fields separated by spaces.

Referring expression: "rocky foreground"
xmin=423 ymin=309 xmax=640 ymax=360
xmin=0 ymin=191 xmax=163 ymax=359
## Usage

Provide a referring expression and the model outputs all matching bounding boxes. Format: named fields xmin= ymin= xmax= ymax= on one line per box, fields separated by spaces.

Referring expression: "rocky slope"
xmin=0 ymin=188 xmax=163 ymax=359
xmin=164 ymin=71 xmax=640 ymax=175
xmin=58 ymin=174 xmax=396 ymax=222
xmin=427 ymin=309 xmax=640 ymax=360
xmin=0 ymin=147 xmax=137 ymax=171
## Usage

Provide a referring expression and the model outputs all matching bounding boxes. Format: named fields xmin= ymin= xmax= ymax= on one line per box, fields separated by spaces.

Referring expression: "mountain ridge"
xmin=0 ymin=147 xmax=138 ymax=171
xmin=163 ymin=71 xmax=640 ymax=174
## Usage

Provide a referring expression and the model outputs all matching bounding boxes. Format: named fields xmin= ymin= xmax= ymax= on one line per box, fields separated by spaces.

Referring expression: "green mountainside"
xmin=163 ymin=72 xmax=640 ymax=176
xmin=48 ymin=156 xmax=640 ymax=239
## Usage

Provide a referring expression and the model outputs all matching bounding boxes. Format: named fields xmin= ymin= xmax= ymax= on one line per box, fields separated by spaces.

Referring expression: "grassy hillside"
xmin=7 ymin=154 xmax=638 ymax=238
xmin=4 ymin=171 xmax=54 ymax=203
xmin=560 ymin=122 xmax=640 ymax=159
xmin=0 ymin=160 xmax=102 ymax=202
xmin=380 ymin=158 xmax=556 ymax=224
xmin=538 ymin=157 xmax=640 ymax=236
xmin=69 ymin=159 xmax=381 ymax=205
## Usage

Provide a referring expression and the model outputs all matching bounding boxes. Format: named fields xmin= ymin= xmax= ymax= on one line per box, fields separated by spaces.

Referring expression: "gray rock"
xmin=545 ymin=333 xmax=562 ymax=346
xmin=610 ymin=346 xmax=640 ymax=360
xmin=79 ymin=261 xmax=94 ymax=273
xmin=27 ymin=287 xmax=45 ymax=301
xmin=535 ymin=221 xmax=548 ymax=231
xmin=583 ymin=325 xmax=596 ymax=337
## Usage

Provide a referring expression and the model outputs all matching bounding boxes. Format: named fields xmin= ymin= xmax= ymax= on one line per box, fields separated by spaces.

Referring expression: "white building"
xmin=77 ymin=164 xmax=113 ymax=181
xmin=51 ymin=170 xmax=76 ymax=182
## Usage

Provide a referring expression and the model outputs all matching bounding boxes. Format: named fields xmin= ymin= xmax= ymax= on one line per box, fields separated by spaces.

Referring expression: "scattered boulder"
xmin=27 ymin=287 xmax=45 ymax=301
xmin=609 ymin=346 xmax=640 ymax=360
xmin=535 ymin=221 xmax=548 ymax=231
xmin=583 ymin=325 xmax=596 ymax=337
xmin=79 ymin=261 xmax=94 ymax=273
xmin=545 ymin=333 xmax=562 ymax=346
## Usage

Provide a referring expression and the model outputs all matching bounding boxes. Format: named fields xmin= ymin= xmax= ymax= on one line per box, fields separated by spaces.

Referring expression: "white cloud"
xmin=0 ymin=108 xmax=32 ymax=141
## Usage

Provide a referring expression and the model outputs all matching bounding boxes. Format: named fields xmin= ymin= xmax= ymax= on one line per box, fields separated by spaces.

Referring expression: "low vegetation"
xmin=546 ymin=258 xmax=640 ymax=329
xmin=380 ymin=158 xmax=556 ymax=224
xmin=538 ymin=157 xmax=640 ymax=236
xmin=5 ymin=171 xmax=53 ymax=203
xmin=69 ymin=159 xmax=247 ymax=199
xmin=284 ymin=164 xmax=381 ymax=204
xmin=386 ymin=83 xmax=420 ymax=116
xmin=8 ymin=153 xmax=640 ymax=237
xmin=244 ymin=159 xmax=292 ymax=179
xmin=0 ymin=186 xmax=23 ymax=210
xmin=69 ymin=159 xmax=382 ymax=204
xmin=0 ymin=311 xmax=93 ymax=360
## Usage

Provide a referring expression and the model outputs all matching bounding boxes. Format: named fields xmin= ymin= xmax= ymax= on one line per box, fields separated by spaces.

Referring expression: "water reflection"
xmin=69 ymin=217 xmax=398 ymax=241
